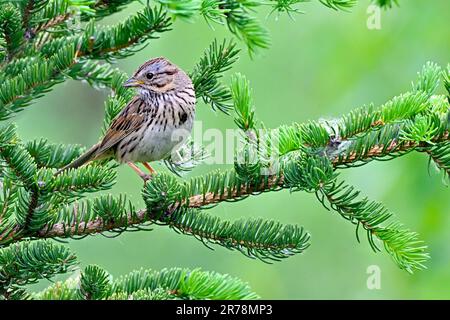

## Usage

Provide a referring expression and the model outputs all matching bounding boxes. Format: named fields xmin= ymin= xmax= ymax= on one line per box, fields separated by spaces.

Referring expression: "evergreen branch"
xmin=153 ymin=0 xmax=369 ymax=55
xmin=373 ymin=0 xmax=398 ymax=8
xmin=32 ymin=194 xmax=140 ymax=239
xmin=0 ymin=141 xmax=37 ymax=188
xmin=231 ymin=72 xmax=256 ymax=131
xmin=36 ymin=266 xmax=259 ymax=300
xmin=316 ymin=63 xmax=441 ymax=145
xmin=0 ymin=239 xmax=77 ymax=299
xmin=49 ymin=165 xmax=117 ymax=197
xmin=155 ymin=0 xmax=202 ymax=21
xmin=319 ymin=0 xmax=356 ymax=11
xmin=319 ymin=177 xmax=428 ymax=273
xmin=19 ymin=0 xmax=52 ymax=35
xmin=335 ymin=91 xmax=430 ymax=141
xmin=158 ymin=207 xmax=311 ymax=262
xmin=424 ymin=141 xmax=450 ymax=181
xmin=190 ymin=39 xmax=240 ymax=114
xmin=3 ymin=130 xmax=447 ymax=243
xmin=33 ymin=11 xmax=70 ymax=34
xmin=444 ymin=64 xmax=450 ymax=99
xmin=86 ymin=0 xmax=137 ymax=20
xmin=25 ymin=139 xmax=84 ymax=169
xmin=1 ymin=56 xmax=39 ymax=78
xmin=224 ymin=4 xmax=270 ymax=57
xmin=4 ymin=175 xmax=308 ymax=262
xmin=111 ymin=267 xmax=259 ymax=300
xmin=78 ymin=5 xmax=172 ymax=60
xmin=35 ymin=277 xmax=83 ymax=300
xmin=0 ymin=178 xmax=18 ymax=248
xmin=67 ymin=60 xmax=121 ymax=89
xmin=413 ymin=61 xmax=442 ymax=96
xmin=78 ymin=265 xmax=111 ymax=300
xmin=2 ymin=173 xmax=307 ymax=263
xmin=38 ymin=207 xmax=147 ymax=239
xmin=0 ymin=4 xmax=24 ymax=60
xmin=183 ymin=170 xmax=284 ymax=207
xmin=0 ymin=4 xmax=170 ymax=119
xmin=0 ymin=42 xmax=77 ymax=120
xmin=333 ymin=130 xmax=449 ymax=167
xmin=0 ymin=33 xmax=6 ymax=63
xmin=29 ymin=0 xmax=94 ymax=35
xmin=282 ymin=153 xmax=429 ymax=273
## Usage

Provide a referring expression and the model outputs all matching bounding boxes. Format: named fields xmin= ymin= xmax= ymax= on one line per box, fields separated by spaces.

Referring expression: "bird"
xmin=56 ymin=57 xmax=196 ymax=181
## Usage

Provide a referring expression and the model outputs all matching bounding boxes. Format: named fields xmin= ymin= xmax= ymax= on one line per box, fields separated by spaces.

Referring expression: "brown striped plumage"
xmin=57 ymin=58 xmax=196 ymax=180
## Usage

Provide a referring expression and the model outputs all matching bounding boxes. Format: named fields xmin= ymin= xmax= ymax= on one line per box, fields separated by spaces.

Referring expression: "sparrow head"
xmin=123 ymin=57 xmax=192 ymax=94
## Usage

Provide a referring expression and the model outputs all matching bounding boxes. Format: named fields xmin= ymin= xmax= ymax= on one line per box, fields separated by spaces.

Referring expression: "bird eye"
xmin=146 ymin=72 xmax=154 ymax=80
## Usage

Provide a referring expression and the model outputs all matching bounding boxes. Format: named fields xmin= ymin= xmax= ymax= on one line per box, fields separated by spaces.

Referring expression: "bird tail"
xmin=55 ymin=143 xmax=101 ymax=175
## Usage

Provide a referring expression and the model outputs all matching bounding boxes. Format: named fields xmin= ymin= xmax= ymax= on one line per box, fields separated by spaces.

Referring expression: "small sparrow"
xmin=57 ymin=57 xmax=196 ymax=180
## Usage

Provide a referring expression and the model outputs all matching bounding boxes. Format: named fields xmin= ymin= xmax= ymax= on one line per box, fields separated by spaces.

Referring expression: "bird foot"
xmin=140 ymin=173 xmax=154 ymax=183
xmin=127 ymin=162 xmax=155 ymax=184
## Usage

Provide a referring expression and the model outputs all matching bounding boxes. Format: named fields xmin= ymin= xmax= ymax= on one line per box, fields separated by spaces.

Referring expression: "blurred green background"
xmin=20 ymin=1 xmax=449 ymax=299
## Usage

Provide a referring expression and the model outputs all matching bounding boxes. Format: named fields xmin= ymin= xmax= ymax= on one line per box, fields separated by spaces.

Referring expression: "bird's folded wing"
xmin=94 ymin=97 xmax=147 ymax=157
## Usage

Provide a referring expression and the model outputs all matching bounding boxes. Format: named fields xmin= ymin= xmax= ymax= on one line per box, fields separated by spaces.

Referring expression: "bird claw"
xmin=141 ymin=173 xmax=154 ymax=183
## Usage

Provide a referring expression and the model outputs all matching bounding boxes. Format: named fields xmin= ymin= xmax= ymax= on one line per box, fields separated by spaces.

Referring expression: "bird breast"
xmin=117 ymin=93 xmax=195 ymax=163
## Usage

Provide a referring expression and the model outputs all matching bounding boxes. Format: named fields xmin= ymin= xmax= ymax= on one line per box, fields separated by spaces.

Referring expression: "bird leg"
xmin=127 ymin=162 xmax=152 ymax=182
xmin=143 ymin=162 xmax=157 ymax=174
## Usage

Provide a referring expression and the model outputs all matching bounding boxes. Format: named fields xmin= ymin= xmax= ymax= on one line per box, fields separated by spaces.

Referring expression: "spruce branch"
xmin=19 ymin=0 xmax=51 ymax=36
xmin=0 ymin=239 xmax=77 ymax=299
xmin=49 ymin=165 xmax=116 ymax=197
xmin=0 ymin=140 xmax=37 ymax=188
xmin=111 ymin=267 xmax=259 ymax=300
xmin=0 ymin=3 xmax=24 ymax=60
xmin=222 ymin=1 xmax=270 ymax=57
xmin=78 ymin=264 xmax=111 ymax=300
xmin=231 ymin=72 xmax=256 ymax=131
xmin=36 ymin=266 xmax=258 ymax=300
xmin=318 ymin=176 xmax=429 ymax=273
xmin=86 ymin=0 xmax=137 ymax=20
xmin=319 ymin=0 xmax=356 ymax=11
xmin=424 ymin=141 xmax=450 ymax=181
xmin=191 ymin=39 xmax=240 ymax=114
xmin=78 ymin=5 xmax=172 ymax=60
xmin=154 ymin=207 xmax=311 ymax=262
xmin=0 ymin=42 xmax=78 ymax=120
xmin=373 ymin=0 xmax=398 ymax=8
xmin=25 ymin=139 xmax=84 ymax=169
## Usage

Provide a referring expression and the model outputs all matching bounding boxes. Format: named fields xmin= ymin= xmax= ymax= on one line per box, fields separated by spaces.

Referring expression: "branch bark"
xmin=1 ymin=132 xmax=446 ymax=242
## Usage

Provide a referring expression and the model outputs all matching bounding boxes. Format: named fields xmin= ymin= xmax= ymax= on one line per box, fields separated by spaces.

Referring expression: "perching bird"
xmin=56 ymin=57 xmax=196 ymax=180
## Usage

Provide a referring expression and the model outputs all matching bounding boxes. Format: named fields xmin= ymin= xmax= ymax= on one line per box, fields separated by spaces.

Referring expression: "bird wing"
xmin=94 ymin=96 xmax=147 ymax=158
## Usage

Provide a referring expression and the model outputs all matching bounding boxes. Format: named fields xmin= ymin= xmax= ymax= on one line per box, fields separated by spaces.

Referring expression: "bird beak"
xmin=123 ymin=78 xmax=144 ymax=88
